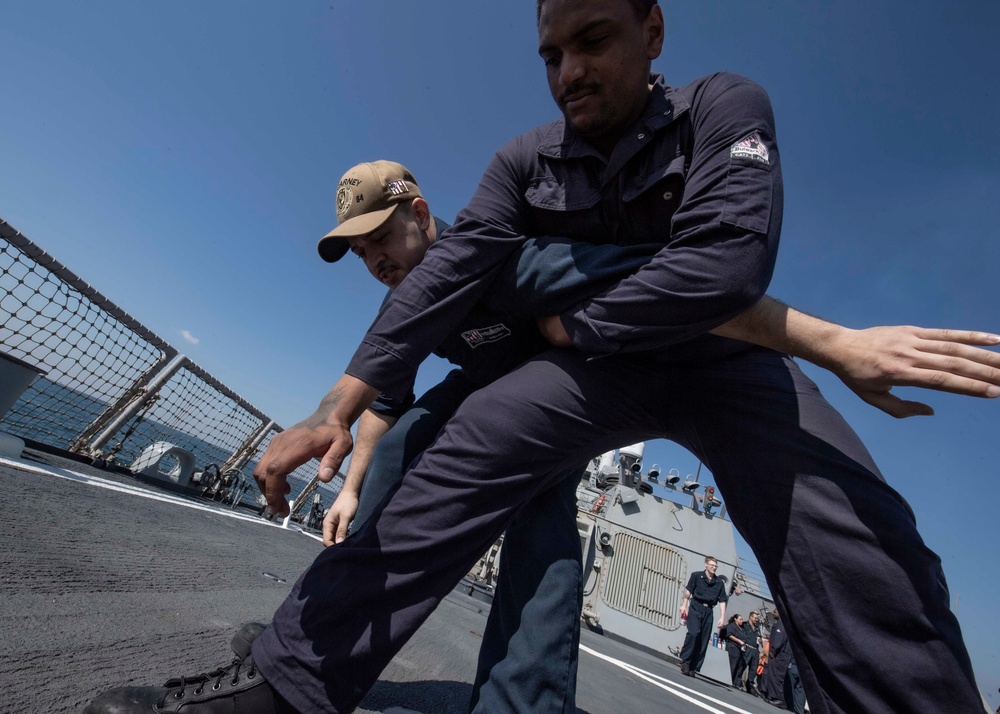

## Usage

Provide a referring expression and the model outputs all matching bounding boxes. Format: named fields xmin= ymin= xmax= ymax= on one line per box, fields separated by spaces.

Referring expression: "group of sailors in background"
xmin=723 ymin=609 xmax=805 ymax=712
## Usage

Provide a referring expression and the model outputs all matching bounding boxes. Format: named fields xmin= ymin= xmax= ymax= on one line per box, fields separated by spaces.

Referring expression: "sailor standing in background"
xmin=724 ymin=614 xmax=749 ymax=687
xmin=679 ymin=556 xmax=729 ymax=676
xmin=760 ymin=609 xmax=793 ymax=705
xmin=742 ymin=610 xmax=763 ymax=695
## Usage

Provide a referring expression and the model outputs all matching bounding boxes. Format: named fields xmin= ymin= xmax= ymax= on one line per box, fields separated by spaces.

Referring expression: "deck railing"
xmin=0 ymin=217 xmax=340 ymax=516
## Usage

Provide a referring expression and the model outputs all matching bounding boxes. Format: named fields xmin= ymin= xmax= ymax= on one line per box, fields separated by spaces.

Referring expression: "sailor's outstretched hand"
xmin=827 ymin=327 xmax=1000 ymax=418
xmin=253 ymin=421 xmax=353 ymax=518
xmin=252 ymin=375 xmax=378 ymax=517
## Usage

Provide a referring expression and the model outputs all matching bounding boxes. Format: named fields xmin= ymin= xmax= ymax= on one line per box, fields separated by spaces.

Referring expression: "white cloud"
xmin=180 ymin=329 xmax=200 ymax=345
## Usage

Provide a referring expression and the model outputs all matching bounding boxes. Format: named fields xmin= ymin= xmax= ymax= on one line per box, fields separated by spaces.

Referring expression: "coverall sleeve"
xmin=345 ymin=144 xmax=533 ymax=400
xmin=368 ymin=389 xmax=416 ymax=420
xmin=562 ymin=73 xmax=784 ymax=356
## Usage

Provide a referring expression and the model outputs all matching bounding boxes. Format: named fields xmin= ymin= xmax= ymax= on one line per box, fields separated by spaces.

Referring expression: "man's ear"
xmin=645 ymin=5 xmax=665 ymax=61
xmin=411 ymin=197 xmax=432 ymax=231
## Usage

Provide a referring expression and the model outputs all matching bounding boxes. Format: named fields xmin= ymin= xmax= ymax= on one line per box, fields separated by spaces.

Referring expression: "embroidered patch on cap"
xmin=462 ymin=323 xmax=511 ymax=349
xmin=386 ymin=179 xmax=409 ymax=196
xmin=336 ymin=186 xmax=353 ymax=218
xmin=731 ymin=131 xmax=770 ymax=165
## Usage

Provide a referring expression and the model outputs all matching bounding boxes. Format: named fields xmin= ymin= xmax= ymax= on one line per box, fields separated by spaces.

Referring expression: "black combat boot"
xmin=230 ymin=621 xmax=268 ymax=661
xmin=83 ymin=655 xmax=296 ymax=713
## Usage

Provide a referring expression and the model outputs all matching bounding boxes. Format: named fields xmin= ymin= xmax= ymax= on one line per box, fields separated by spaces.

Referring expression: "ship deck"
xmin=2 ymin=446 xmax=784 ymax=714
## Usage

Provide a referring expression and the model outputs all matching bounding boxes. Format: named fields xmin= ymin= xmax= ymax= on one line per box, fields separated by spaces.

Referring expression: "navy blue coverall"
xmin=761 ymin=618 xmax=792 ymax=702
xmin=785 ymin=655 xmax=806 ymax=714
xmin=253 ymin=73 xmax=981 ymax=714
xmin=680 ymin=570 xmax=729 ymax=674
xmin=354 ymin=368 xmax=585 ymax=714
xmin=724 ymin=621 xmax=748 ymax=687
xmin=742 ymin=619 xmax=762 ymax=693
xmin=346 ymin=218 xmax=644 ymax=713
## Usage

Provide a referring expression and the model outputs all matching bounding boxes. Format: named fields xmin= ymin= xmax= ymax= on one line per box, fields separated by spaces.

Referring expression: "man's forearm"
xmin=341 ymin=409 xmax=397 ymax=496
xmin=710 ymin=295 xmax=842 ymax=368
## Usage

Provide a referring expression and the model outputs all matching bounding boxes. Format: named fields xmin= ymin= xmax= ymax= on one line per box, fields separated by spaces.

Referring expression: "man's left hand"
xmin=828 ymin=326 xmax=1000 ymax=418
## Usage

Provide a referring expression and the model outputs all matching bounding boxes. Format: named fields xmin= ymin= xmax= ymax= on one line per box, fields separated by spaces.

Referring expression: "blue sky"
xmin=2 ymin=1 xmax=998 ymax=704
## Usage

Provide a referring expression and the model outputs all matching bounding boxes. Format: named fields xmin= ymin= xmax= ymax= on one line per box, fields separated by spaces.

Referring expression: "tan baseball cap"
xmin=317 ymin=160 xmax=423 ymax=263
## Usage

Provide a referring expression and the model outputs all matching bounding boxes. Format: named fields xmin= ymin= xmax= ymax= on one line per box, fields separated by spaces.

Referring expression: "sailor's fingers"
xmin=906 ymin=328 xmax=1000 ymax=349
xmin=322 ymin=510 xmax=339 ymax=547
xmin=260 ymin=472 xmax=291 ymax=517
xmin=904 ymin=332 xmax=1000 ymax=396
xmin=853 ymin=388 xmax=935 ymax=419
xmin=318 ymin=428 xmax=354 ymax=483
xmin=851 ymin=326 xmax=1000 ymax=397
xmin=253 ymin=426 xmax=336 ymax=517
xmin=336 ymin=516 xmax=351 ymax=545
xmin=323 ymin=492 xmax=358 ymax=546
xmin=251 ymin=462 xmax=288 ymax=517
xmin=874 ymin=356 xmax=1000 ymax=398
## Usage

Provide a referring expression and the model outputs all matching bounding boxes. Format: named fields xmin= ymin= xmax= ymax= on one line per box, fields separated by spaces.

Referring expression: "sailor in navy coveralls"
xmin=247 ymin=3 xmax=983 ymax=712
xmin=679 ymin=557 xmax=729 ymax=676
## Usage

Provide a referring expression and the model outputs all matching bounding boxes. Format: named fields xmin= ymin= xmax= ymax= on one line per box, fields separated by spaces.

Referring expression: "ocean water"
xmin=3 ymin=377 xmax=339 ymax=509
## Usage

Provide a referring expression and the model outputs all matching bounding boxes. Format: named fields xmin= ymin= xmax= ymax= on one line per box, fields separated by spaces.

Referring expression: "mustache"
xmin=559 ymin=81 xmax=599 ymax=105
xmin=376 ymin=261 xmax=396 ymax=281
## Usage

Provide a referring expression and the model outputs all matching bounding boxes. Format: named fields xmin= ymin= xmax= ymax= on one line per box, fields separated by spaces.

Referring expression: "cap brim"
xmin=316 ymin=204 xmax=400 ymax=263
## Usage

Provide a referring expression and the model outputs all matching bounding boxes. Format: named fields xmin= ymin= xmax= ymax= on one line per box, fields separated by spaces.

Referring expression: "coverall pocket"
xmin=721 ymin=159 xmax=773 ymax=235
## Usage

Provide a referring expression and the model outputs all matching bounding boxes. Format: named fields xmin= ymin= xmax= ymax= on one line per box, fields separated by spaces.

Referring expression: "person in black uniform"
xmin=760 ymin=609 xmax=792 ymax=705
xmin=742 ymin=610 xmax=763 ymax=695
xmin=679 ymin=556 xmax=728 ymax=676
xmin=724 ymin=614 xmax=750 ymax=687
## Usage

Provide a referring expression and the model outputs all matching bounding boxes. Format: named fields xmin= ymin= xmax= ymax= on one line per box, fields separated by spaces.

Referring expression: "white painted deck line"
xmin=2 ymin=453 xmax=324 ymax=543
xmin=580 ymin=643 xmax=753 ymax=714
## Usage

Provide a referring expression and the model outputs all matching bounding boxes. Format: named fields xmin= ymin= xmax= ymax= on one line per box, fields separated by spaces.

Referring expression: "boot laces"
xmin=156 ymin=658 xmax=258 ymax=708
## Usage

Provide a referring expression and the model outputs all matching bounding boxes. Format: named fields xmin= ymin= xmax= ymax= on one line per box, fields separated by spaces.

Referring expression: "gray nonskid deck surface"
xmin=2 ymin=450 xmax=778 ymax=714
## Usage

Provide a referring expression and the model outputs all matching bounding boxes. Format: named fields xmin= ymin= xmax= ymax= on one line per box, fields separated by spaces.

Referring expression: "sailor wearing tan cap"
xmin=314 ymin=159 xmax=590 ymax=713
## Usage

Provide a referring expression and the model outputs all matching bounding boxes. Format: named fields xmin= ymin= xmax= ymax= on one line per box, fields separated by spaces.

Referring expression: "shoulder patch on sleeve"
xmin=731 ymin=131 xmax=770 ymax=165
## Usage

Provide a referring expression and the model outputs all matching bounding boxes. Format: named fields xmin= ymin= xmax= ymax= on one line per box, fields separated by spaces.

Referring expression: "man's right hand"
xmin=253 ymin=421 xmax=354 ymax=518
xmin=252 ymin=375 xmax=379 ymax=517
xmin=323 ymin=490 xmax=359 ymax=546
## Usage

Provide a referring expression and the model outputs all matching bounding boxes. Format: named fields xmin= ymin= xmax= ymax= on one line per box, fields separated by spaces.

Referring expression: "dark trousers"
xmin=729 ymin=642 xmax=748 ymax=687
xmin=743 ymin=646 xmax=760 ymax=691
xmin=328 ymin=368 xmax=581 ymax=714
xmin=470 ymin=472 xmax=581 ymax=714
xmin=784 ymin=659 xmax=806 ymax=714
xmin=350 ymin=369 xmax=473 ymax=533
xmin=254 ymin=347 xmax=980 ymax=714
xmin=761 ymin=649 xmax=791 ymax=701
xmin=679 ymin=602 xmax=715 ymax=672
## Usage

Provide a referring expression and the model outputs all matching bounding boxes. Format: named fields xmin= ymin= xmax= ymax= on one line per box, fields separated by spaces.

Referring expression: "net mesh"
xmin=1 ymin=231 xmax=168 ymax=450
xmin=2 ymin=222 xmax=343 ymax=513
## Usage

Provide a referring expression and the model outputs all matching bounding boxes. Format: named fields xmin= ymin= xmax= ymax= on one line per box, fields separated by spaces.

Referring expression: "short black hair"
xmin=537 ymin=0 xmax=658 ymax=24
